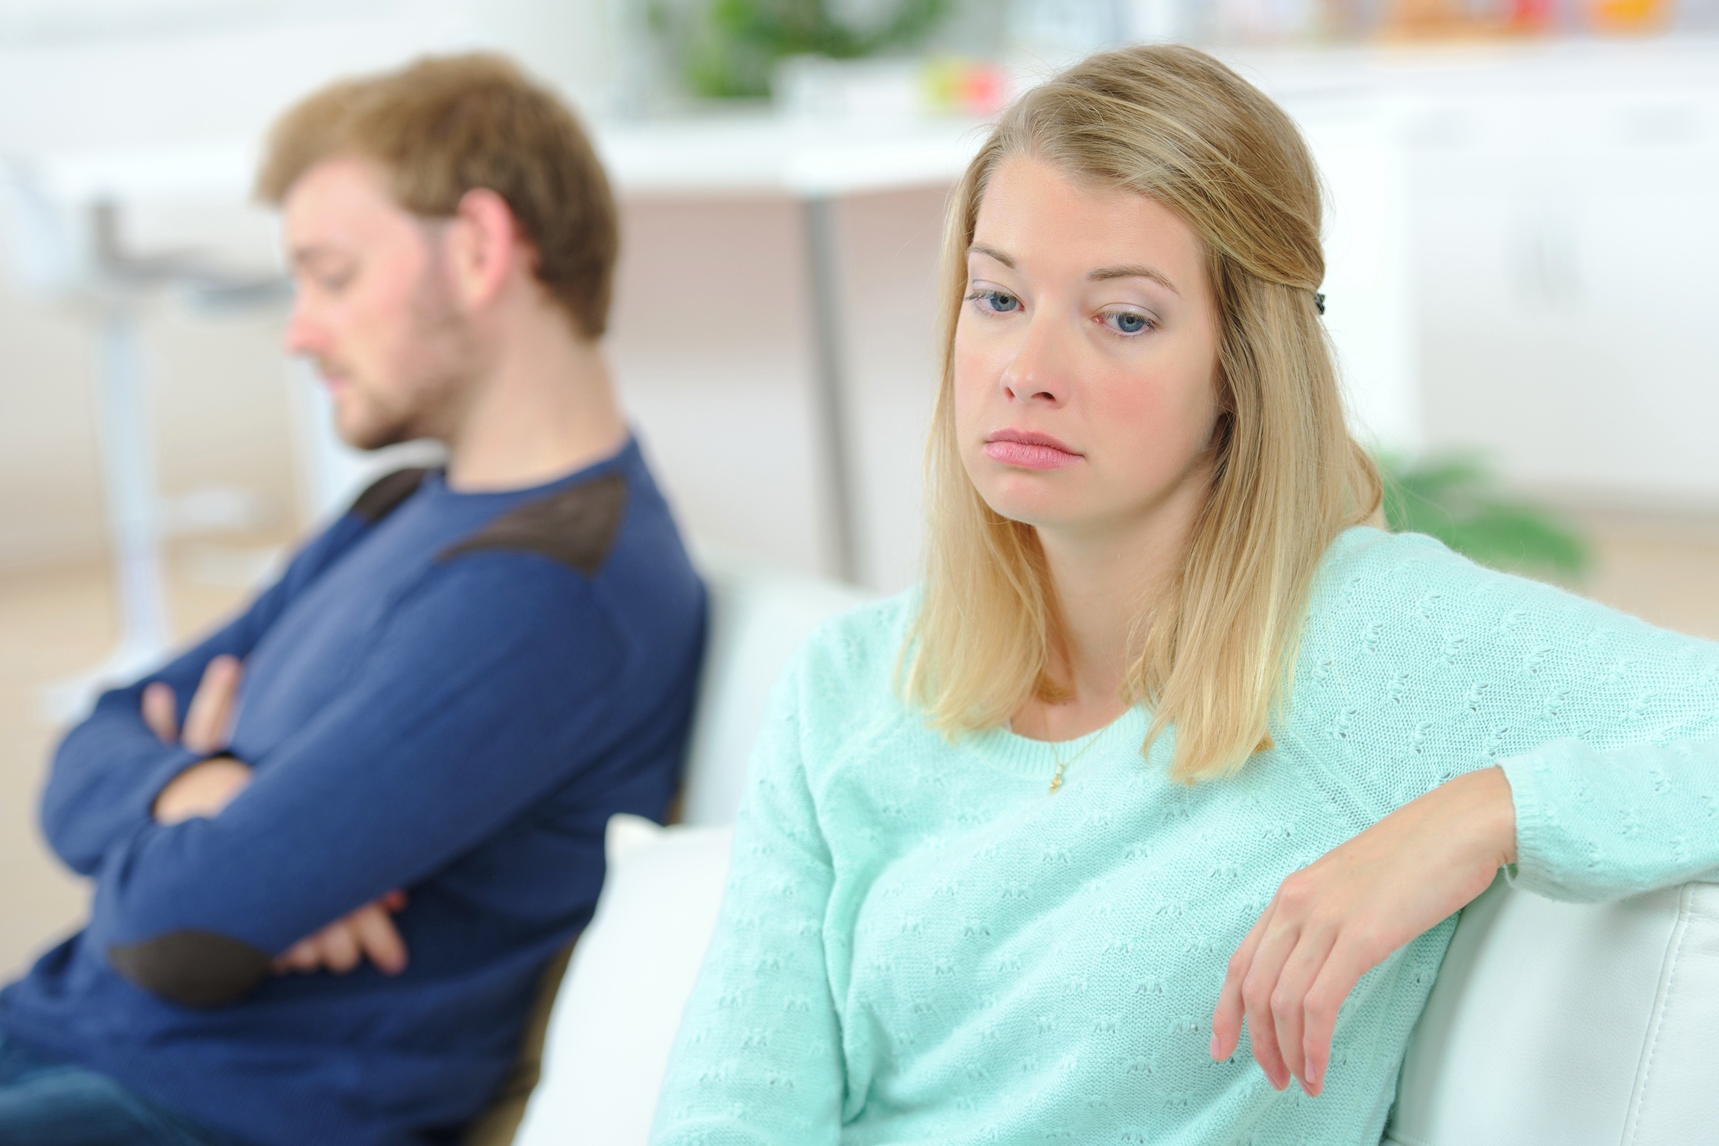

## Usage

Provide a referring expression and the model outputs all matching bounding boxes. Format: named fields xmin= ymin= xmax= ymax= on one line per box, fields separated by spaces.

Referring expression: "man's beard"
xmin=327 ymin=244 xmax=483 ymax=452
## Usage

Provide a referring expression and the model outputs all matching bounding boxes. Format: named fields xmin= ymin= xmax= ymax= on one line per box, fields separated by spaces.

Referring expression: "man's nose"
xmin=282 ymin=298 xmax=322 ymax=357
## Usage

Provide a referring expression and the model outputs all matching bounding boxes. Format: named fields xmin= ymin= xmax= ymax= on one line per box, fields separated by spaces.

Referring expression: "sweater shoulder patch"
xmin=108 ymin=930 xmax=272 ymax=1008
xmin=350 ymin=468 xmax=430 ymax=524
xmin=438 ymin=471 xmax=628 ymax=576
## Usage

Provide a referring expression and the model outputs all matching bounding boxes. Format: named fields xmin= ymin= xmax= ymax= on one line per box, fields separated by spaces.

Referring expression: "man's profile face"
xmin=281 ymin=157 xmax=481 ymax=450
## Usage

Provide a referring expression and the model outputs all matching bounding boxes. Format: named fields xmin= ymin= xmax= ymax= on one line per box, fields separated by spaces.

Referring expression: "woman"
xmin=651 ymin=45 xmax=1719 ymax=1145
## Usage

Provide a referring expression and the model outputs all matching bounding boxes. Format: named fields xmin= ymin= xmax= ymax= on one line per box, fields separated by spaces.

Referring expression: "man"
xmin=0 ymin=54 xmax=705 ymax=1146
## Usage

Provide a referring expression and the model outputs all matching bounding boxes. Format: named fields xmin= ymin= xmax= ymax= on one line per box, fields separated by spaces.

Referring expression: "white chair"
xmin=514 ymin=560 xmax=1719 ymax=1145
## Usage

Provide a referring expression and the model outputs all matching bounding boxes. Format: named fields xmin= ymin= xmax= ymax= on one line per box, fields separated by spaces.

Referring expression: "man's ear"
xmin=447 ymin=188 xmax=525 ymax=311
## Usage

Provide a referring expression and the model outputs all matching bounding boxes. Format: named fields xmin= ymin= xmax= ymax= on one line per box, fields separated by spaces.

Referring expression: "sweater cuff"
xmin=1498 ymin=739 xmax=1596 ymax=901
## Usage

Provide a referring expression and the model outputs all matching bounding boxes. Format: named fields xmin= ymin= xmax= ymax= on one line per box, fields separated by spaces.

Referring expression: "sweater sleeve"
xmin=41 ymin=517 xmax=366 ymax=875
xmin=81 ymin=555 xmax=644 ymax=1001
xmin=1500 ymin=736 xmax=1719 ymax=901
xmin=1312 ymin=530 xmax=1719 ymax=903
xmin=651 ymin=658 xmax=847 ymax=1146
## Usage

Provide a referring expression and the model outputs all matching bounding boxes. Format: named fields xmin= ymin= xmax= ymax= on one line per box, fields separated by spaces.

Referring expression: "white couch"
xmin=513 ymin=561 xmax=1719 ymax=1146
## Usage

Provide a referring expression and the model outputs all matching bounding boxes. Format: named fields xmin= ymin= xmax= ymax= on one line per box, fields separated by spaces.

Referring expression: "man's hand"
xmin=147 ymin=656 xmax=255 ymax=824
xmin=153 ymin=757 xmax=254 ymax=825
xmin=1209 ymin=767 xmax=1517 ymax=1096
xmin=273 ymin=890 xmax=410 ymax=977
xmin=143 ymin=654 xmax=413 ymax=977
xmin=143 ymin=654 xmax=242 ymax=755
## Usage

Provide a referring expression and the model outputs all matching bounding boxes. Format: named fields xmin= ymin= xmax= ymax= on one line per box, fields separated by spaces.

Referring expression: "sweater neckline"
xmin=967 ymin=705 xmax=1151 ymax=781
xmin=419 ymin=437 xmax=637 ymax=503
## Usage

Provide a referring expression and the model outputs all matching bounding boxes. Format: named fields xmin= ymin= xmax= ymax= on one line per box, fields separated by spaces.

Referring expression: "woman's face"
xmin=953 ymin=155 xmax=1223 ymax=545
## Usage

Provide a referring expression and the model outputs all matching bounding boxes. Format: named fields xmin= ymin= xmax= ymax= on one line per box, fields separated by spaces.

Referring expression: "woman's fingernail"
xmin=1210 ymin=1033 xmax=1221 ymax=1059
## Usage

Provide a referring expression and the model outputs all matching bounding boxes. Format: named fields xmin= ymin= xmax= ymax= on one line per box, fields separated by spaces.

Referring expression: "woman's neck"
xmin=1016 ymin=470 xmax=1209 ymax=742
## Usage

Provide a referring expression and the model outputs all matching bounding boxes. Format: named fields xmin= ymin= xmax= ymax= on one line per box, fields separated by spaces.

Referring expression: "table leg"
xmin=802 ymin=195 xmax=861 ymax=585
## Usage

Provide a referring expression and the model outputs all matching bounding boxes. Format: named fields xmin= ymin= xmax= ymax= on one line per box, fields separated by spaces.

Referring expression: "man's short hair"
xmin=257 ymin=53 xmax=617 ymax=339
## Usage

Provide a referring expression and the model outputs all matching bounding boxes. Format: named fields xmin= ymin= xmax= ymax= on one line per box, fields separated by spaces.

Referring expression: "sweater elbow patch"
xmin=107 ymin=930 xmax=272 ymax=1007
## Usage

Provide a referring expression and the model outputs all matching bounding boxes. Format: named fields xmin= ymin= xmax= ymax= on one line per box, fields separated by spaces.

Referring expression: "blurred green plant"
xmin=1378 ymin=452 xmax=1590 ymax=582
xmin=652 ymin=0 xmax=953 ymax=99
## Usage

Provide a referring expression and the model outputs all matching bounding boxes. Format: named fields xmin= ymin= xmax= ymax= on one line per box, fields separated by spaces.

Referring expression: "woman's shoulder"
xmin=1308 ymin=525 xmax=1718 ymax=671
xmin=1315 ymin=525 xmax=1587 ymax=624
xmin=789 ymin=586 xmax=920 ymax=704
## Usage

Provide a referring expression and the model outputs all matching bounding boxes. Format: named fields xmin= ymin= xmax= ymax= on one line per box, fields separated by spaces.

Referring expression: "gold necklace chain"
xmin=1048 ymin=731 xmax=1103 ymax=794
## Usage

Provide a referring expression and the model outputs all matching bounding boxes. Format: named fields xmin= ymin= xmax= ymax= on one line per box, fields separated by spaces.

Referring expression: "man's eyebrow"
xmin=968 ymin=243 xmax=1014 ymax=269
xmin=1089 ymin=264 xmax=1180 ymax=296
xmin=289 ymin=243 xmax=343 ymax=266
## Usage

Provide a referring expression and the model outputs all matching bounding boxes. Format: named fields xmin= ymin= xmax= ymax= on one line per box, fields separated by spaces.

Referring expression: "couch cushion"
xmin=1387 ymin=876 xmax=1719 ymax=1145
xmin=512 ymin=816 xmax=733 ymax=1146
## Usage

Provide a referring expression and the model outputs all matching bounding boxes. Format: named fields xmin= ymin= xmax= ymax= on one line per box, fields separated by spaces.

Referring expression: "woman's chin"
xmin=975 ymin=485 xmax=1091 ymax=533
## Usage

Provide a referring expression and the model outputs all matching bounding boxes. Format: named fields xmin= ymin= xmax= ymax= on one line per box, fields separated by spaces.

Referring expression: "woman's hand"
xmin=1210 ymin=766 xmax=1517 ymax=1096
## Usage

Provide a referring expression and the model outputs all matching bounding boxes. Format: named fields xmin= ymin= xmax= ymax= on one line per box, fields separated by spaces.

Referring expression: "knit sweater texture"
xmin=651 ymin=526 xmax=1719 ymax=1146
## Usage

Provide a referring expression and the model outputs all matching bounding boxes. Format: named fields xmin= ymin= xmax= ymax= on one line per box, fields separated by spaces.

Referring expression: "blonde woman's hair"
xmin=904 ymin=44 xmax=1381 ymax=783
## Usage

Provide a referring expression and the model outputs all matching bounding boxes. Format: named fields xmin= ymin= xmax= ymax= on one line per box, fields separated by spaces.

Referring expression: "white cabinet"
xmin=1406 ymin=68 xmax=1719 ymax=506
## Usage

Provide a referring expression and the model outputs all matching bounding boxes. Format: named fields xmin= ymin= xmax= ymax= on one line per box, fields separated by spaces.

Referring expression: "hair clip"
xmin=1314 ymin=292 xmax=1326 ymax=315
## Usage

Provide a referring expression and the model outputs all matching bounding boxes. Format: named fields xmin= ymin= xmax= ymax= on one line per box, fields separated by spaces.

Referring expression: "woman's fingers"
xmin=1300 ymin=933 xmax=1378 ymax=1095
xmin=141 ymin=682 xmax=178 ymax=743
xmin=183 ymin=656 xmax=242 ymax=756
xmin=1268 ymin=919 xmax=1339 ymax=1090
xmin=1211 ymin=900 xmax=1274 ymax=1061
xmin=1239 ymin=912 xmax=1307 ymax=1089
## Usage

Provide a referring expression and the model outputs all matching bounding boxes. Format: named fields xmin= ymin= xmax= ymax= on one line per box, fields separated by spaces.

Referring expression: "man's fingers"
xmin=1212 ymin=901 xmax=1274 ymax=1061
xmin=141 ymin=683 xmax=178 ymax=744
xmin=350 ymin=904 xmax=409 ymax=976
xmin=319 ymin=923 xmax=361 ymax=975
xmin=183 ymin=656 xmax=242 ymax=755
xmin=1300 ymin=934 xmax=1377 ymax=1096
xmin=275 ymin=939 xmax=321 ymax=975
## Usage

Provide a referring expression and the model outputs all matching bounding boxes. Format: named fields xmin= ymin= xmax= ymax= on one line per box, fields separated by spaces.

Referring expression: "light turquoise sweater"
xmin=651 ymin=528 xmax=1719 ymax=1145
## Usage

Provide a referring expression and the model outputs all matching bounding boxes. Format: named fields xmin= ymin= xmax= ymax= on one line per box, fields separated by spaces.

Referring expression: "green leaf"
xmin=669 ymin=0 xmax=954 ymax=99
xmin=1377 ymin=451 xmax=1590 ymax=582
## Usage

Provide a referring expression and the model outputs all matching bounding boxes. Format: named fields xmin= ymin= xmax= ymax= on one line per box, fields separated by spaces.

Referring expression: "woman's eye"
xmin=1104 ymin=310 xmax=1152 ymax=335
xmin=968 ymin=289 xmax=1020 ymax=314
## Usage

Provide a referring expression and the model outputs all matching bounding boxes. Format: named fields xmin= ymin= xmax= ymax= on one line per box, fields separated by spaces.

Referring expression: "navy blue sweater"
xmin=1 ymin=440 xmax=705 ymax=1146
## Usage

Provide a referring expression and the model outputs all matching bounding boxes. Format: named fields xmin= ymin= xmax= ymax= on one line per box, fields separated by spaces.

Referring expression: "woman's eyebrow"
xmin=968 ymin=243 xmax=1015 ymax=268
xmin=1089 ymin=264 xmax=1180 ymax=295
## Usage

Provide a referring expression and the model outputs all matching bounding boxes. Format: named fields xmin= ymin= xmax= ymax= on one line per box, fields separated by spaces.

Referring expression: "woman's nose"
xmin=1001 ymin=315 xmax=1069 ymax=405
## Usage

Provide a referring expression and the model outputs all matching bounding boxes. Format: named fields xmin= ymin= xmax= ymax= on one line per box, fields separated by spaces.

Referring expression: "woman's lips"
xmin=984 ymin=430 xmax=1082 ymax=471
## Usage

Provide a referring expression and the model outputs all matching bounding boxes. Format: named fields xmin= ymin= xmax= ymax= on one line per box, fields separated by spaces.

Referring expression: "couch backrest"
xmin=1387 ymin=875 xmax=1719 ymax=1145
xmin=677 ymin=552 xmax=871 ymax=825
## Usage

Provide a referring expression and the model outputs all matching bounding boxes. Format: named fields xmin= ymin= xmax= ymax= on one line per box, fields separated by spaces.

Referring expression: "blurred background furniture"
xmin=0 ymin=160 xmax=285 ymax=718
